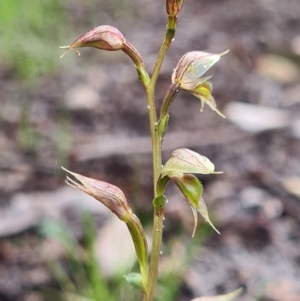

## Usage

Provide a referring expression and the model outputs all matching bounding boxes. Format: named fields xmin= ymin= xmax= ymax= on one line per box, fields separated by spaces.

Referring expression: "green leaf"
xmin=162 ymin=148 xmax=222 ymax=176
xmin=124 ymin=273 xmax=143 ymax=290
xmin=63 ymin=293 xmax=97 ymax=301
xmin=190 ymin=288 xmax=243 ymax=301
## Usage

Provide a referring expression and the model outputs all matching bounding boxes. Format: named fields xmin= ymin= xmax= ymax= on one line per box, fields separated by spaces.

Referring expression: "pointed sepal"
xmin=198 ymin=197 xmax=220 ymax=234
xmin=170 ymin=173 xmax=219 ymax=235
xmin=170 ymin=174 xmax=203 ymax=237
xmin=191 ymin=81 xmax=226 ymax=118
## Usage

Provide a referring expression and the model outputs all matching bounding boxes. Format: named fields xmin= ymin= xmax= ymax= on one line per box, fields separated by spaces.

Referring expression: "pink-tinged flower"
xmin=62 ymin=167 xmax=132 ymax=222
xmin=172 ymin=50 xmax=229 ymax=118
xmin=59 ymin=25 xmax=126 ymax=58
xmin=161 ymin=148 xmax=222 ymax=176
xmin=166 ymin=0 xmax=184 ymax=17
xmin=160 ymin=148 xmax=222 ymax=235
xmin=62 ymin=167 xmax=149 ymax=282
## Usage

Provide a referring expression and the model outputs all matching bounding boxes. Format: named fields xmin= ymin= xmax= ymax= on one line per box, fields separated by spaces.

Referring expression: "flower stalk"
xmin=62 ymin=167 xmax=148 ymax=289
xmin=144 ymin=12 xmax=180 ymax=301
xmin=60 ymin=1 xmax=230 ymax=300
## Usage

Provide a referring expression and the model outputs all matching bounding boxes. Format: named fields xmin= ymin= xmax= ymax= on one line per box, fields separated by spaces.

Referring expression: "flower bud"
xmin=60 ymin=25 xmax=126 ymax=58
xmin=166 ymin=0 xmax=184 ymax=17
xmin=172 ymin=50 xmax=228 ymax=117
xmin=62 ymin=167 xmax=132 ymax=222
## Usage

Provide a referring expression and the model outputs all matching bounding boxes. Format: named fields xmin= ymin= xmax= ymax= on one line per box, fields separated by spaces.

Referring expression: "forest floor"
xmin=0 ymin=0 xmax=300 ymax=300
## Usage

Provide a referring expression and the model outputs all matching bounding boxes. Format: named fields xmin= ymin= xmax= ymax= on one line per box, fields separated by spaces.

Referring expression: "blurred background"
xmin=0 ymin=0 xmax=300 ymax=300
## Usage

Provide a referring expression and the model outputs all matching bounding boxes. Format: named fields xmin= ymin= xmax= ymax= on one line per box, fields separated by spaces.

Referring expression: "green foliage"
xmin=40 ymin=216 xmax=203 ymax=301
xmin=0 ymin=0 xmax=67 ymax=79
xmin=39 ymin=213 xmax=206 ymax=301
xmin=54 ymin=112 xmax=72 ymax=169
xmin=40 ymin=215 xmax=123 ymax=301
xmin=16 ymin=108 xmax=37 ymax=152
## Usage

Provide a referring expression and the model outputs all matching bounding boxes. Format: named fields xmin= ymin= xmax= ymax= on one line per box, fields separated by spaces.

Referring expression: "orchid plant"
xmin=60 ymin=1 xmax=241 ymax=300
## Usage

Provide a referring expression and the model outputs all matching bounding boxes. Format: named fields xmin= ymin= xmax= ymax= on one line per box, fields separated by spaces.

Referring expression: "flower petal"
xmin=161 ymin=148 xmax=223 ymax=176
xmin=191 ymin=81 xmax=226 ymax=118
xmin=172 ymin=50 xmax=229 ymax=86
xmin=60 ymin=25 xmax=126 ymax=58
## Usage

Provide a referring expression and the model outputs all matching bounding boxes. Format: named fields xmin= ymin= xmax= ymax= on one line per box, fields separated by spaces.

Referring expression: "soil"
xmin=1 ymin=0 xmax=300 ymax=301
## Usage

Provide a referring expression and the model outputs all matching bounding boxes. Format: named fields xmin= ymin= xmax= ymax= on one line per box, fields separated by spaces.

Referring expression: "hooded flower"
xmin=159 ymin=148 xmax=222 ymax=235
xmin=59 ymin=25 xmax=145 ymax=73
xmin=172 ymin=50 xmax=229 ymax=118
xmin=59 ymin=25 xmax=126 ymax=58
xmin=62 ymin=167 xmax=148 ymax=283
xmin=62 ymin=167 xmax=132 ymax=222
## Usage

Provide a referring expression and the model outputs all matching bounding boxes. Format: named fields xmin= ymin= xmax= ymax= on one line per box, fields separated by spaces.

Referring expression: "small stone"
xmin=64 ymin=85 xmax=100 ymax=110
xmin=224 ymin=102 xmax=289 ymax=133
xmin=291 ymin=35 xmax=300 ymax=56
xmin=94 ymin=215 xmax=136 ymax=277
xmin=240 ymin=186 xmax=283 ymax=219
xmin=255 ymin=54 xmax=299 ymax=84
xmin=265 ymin=279 xmax=299 ymax=301
xmin=285 ymin=84 xmax=300 ymax=106
xmin=240 ymin=186 xmax=266 ymax=212
xmin=282 ymin=177 xmax=300 ymax=198
xmin=291 ymin=119 xmax=300 ymax=139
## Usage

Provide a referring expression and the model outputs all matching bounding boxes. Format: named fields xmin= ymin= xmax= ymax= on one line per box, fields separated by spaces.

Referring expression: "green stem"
xmin=151 ymin=16 xmax=177 ymax=86
xmin=126 ymin=214 xmax=149 ymax=289
xmin=160 ymin=83 xmax=180 ymax=120
xmin=144 ymin=16 xmax=177 ymax=301
xmin=147 ymin=15 xmax=177 ymax=193
xmin=143 ymin=80 xmax=161 ymax=301
xmin=146 ymin=207 xmax=164 ymax=300
xmin=123 ymin=42 xmax=150 ymax=87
